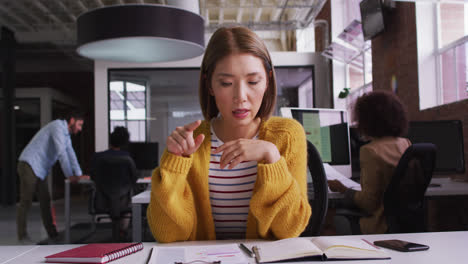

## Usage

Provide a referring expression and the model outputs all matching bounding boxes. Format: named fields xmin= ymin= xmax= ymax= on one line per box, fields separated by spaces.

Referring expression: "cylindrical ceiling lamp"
xmin=76 ymin=4 xmax=205 ymax=63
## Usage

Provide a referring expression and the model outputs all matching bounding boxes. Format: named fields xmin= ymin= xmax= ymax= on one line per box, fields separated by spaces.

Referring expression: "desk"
xmin=64 ymin=179 xmax=91 ymax=244
xmin=132 ymin=190 xmax=151 ymax=242
xmin=2 ymin=231 xmax=468 ymax=263
xmin=317 ymin=177 xmax=468 ymax=200
xmin=137 ymin=177 xmax=151 ymax=184
xmin=0 ymin=245 xmax=38 ymax=263
xmin=131 ymin=178 xmax=468 ymax=242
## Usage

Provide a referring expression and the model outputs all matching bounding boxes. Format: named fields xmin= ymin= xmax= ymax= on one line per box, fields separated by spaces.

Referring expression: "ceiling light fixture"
xmin=76 ymin=4 xmax=205 ymax=63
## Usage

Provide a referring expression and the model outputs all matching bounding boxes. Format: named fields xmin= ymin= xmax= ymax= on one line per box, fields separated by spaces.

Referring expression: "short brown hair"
xmin=353 ymin=91 xmax=408 ymax=138
xmin=199 ymin=26 xmax=277 ymax=120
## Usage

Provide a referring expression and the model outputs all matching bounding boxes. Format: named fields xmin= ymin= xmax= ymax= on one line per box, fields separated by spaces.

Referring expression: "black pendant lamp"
xmin=76 ymin=4 xmax=205 ymax=63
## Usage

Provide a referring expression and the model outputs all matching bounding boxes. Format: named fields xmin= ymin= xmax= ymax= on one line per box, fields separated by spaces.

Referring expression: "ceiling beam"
xmin=0 ymin=16 xmax=20 ymax=32
xmin=75 ymin=0 xmax=88 ymax=13
xmin=31 ymin=0 xmax=73 ymax=36
xmin=55 ymin=0 xmax=77 ymax=22
xmin=0 ymin=5 xmax=35 ymax=31
xmin=94 ymin=0 xmax=104 ymax=7
xmin=218 ymin=0 xmax=225 ymax=25
xmin=236 ymin=0 xmax=245 ymax=23
xmin=205 ymin=8 xmax=210 ymax=26
xmin=271 ymin=0 xmax=287 ymax=21
xmin=254 ymin=8 xmax=263 ymax=22
xmin=11 ymin=1 xmax=42 ymax=25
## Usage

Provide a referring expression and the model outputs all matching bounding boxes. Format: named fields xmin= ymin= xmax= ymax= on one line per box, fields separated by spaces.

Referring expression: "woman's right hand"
xmin=167 ymin=120 xmax=205 ymax=157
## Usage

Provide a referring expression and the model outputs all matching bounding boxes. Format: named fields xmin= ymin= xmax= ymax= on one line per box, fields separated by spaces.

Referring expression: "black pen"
xmin=239 ymin=243 xmax=254 ymax=258
xmin=145 ymin=247 xmax=153 ymax=264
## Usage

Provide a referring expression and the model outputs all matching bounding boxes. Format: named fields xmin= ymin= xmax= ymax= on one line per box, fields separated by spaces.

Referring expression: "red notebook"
xmin=45 ymin=242 xmax=143 ymax=263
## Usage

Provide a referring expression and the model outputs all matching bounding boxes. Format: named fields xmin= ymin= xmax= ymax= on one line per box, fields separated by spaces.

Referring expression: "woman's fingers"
xmin=184 ymin=120 xmax=202 ymax=132
xmin=167 ymin=136 xmax=184 ymax=155
xmin=166 ymin=120 xmax=205 ymax=156
xmin=194 ymin=134 xmax=205 ymax=149
xmin=171 ymin=130 xmax=189 ymax=152
xmin=220 ymin=146 xmax=243 ymax=169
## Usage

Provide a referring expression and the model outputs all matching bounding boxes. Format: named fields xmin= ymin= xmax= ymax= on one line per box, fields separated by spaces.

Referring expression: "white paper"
xmin=150 ymin=244 xmax=249 ymax=264
xmin=323 ymin=163 xmax=361 ymax=190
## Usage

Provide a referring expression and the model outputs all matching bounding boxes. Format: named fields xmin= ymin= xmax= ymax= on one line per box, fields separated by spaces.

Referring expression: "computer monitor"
xmin=280 ymin=107 xmax=352 ymax=178
xmin=360 ymin=0 xmax=386 ymax=41
xmin=127 ymin=142 xmax=159 ymax=175
xmin=407 ymin=120 xmax=465 ymax=174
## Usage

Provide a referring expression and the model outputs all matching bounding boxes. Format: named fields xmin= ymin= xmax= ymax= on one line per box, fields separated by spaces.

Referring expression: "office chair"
xmin=89 ymin=155 xmax=137 ymax=242
xmin=335 ymin=143 xmax=436 ymax=234
xmin=384 ymin=143 xmax=436 ymax=233
xmin=301 ymin=140 xmax=328 ymax=236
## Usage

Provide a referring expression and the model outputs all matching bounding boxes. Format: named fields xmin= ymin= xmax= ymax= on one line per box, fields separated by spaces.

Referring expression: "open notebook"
xmin=251 ymin=237 xmax=390 ymax=263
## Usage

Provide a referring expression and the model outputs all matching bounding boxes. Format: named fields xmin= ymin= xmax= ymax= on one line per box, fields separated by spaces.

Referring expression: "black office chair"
xmin=89 ymin=154 xmax=137 ymax=242
xmin=301 ymin=140 xmax=328 ymax=236
xmin=335 ymin=143 xmax=437 ymax=234
xmin=384 ymin=143 xmax=436 ymax=233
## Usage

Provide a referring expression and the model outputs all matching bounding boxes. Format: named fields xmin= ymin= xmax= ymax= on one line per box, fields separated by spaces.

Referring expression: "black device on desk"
xmin=374 ymin=239 xmax=429 ymax=252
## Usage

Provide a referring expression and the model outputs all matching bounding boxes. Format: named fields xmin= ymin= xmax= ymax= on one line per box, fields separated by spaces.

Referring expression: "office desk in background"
xmin=313 ymin=177 xmax=468 ymax=199
xmin=2 ymin=231 xmax=468 ymax=263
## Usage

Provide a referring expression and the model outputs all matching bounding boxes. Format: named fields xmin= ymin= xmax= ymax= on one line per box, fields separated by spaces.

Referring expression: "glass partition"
xmin=108 ymin=66 xmax=314 ymax=160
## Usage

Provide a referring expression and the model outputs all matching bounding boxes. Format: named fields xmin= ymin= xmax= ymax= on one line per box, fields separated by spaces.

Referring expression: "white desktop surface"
xmin=427 ymin=177 xmax=468 ymax=196
xmin=2 ymin=232 xmax=468 ymax=263
xmin=131 ymin=177 xmax=468 ymax=241
xmin=0 ymin=245 xmax=38 ymax=263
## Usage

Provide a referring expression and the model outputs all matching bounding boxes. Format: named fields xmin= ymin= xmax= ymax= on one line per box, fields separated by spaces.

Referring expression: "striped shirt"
xmin=209 ymin=125 xmax=258 ymax=240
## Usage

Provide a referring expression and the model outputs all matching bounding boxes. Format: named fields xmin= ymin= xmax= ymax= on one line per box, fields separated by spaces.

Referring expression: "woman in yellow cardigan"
xmin=146 ymin=26 xmax=311 ymax=242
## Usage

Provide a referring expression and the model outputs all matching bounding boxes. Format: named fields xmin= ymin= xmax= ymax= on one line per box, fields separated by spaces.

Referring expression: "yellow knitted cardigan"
xmin=147 ymin=116 xmax=311 ymax=242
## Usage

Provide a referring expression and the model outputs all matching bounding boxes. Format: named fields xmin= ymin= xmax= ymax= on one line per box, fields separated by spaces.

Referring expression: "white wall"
xmin=94 ymin=52 xmax=329 ymax=151
xmin=416 ymin=3 xmax=439 ymax=109
xmin=331 ymin=0 xmax=347 ymax=110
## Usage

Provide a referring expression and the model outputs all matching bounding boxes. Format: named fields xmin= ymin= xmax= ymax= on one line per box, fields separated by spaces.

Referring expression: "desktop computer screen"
xmin=408 ymin=120 xmax=465 ymax=174
xmin=127 ymin=142 xmax=159 ymax=176
xmin=280 ymin=107 xmax=352 ymax=178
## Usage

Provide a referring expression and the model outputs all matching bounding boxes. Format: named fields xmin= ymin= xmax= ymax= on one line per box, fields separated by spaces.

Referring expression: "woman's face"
xmin=210 ymin=53 xmax=268 ymax=127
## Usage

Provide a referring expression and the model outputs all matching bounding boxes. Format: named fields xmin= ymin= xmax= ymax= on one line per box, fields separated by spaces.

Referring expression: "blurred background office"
xmin=1 ymin=0 xmax=468 ymax=244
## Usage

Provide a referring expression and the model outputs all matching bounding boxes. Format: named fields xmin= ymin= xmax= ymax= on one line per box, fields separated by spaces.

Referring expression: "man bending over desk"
xmin=17 ymin=111 xmax=89 ymax=244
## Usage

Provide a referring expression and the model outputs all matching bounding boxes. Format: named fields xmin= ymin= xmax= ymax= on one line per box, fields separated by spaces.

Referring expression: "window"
xmin=436 ymin=3 xmax=468 ymax=105
xmin=330 ymin=0 xmax=373 ymax=110
xmin=109 ymin=80 xmax=147 ymax=142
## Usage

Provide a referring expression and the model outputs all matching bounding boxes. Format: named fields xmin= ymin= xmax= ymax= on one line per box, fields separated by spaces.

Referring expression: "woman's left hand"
xmin=213 ymin=139 xmax=281 ymax=169
xmin=328 ymin=180 xmax=348 ymax=193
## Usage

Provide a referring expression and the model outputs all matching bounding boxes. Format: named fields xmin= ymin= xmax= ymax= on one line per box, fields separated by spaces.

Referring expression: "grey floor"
xmin=0 ymin=194 xmax=92 ymax=246
xmin=1 ymin=191 xmax=155 ymax=246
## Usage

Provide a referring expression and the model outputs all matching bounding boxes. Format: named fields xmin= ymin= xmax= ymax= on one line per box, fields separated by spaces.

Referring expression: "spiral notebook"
xmin=45 ymin=242 xmax=143 ymax=263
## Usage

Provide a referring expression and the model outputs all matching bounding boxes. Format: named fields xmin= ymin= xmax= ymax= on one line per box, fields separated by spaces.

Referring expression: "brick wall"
xmin=371 ymin=2 xmax=468 ymax=231
xmin=372 ymin=2 xmax=468 ymax=180
xmin=315 ymin=0 xmax=333 ymax=106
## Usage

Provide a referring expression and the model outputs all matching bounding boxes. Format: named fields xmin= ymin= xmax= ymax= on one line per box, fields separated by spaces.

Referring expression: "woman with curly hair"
xmin=328 ymin=90 xmax=411 ymax=234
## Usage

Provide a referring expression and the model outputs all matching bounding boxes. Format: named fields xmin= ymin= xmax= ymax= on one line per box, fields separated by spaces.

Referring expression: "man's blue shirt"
xmin=19 ymin=119 xmax=83 ymax=180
